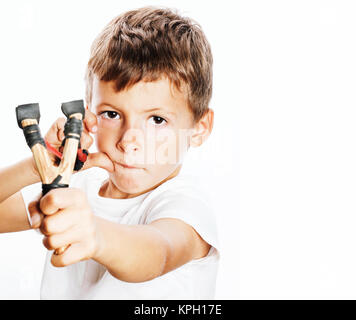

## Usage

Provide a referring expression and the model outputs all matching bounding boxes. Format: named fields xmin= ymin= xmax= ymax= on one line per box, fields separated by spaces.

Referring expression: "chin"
xmin=110 ymin=171 xmax=145 ymax=194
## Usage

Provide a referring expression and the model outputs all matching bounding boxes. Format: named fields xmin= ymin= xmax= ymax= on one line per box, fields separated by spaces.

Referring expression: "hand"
xmin=28 ymin=188 xmax=100 ymax=267
xmin=43 ymin=107 xmax=114 ymax=172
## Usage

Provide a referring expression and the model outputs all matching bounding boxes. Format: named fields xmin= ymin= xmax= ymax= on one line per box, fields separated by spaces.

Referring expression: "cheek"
xmin=95 ymin=129 xmax=113 ymax=151
xmin=151 ymin=129 xmax=188 ymax=165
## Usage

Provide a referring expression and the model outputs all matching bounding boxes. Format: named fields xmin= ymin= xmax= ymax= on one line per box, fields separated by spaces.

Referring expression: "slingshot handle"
xmin=16 ymin=100 xmax=85 ymax=256
xmin=53 ymin=100 xmax=85 ymax=255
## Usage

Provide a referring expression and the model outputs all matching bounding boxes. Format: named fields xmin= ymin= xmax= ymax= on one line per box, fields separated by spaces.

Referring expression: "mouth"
xmin=117 ymin=162 xmax=142 ymax=170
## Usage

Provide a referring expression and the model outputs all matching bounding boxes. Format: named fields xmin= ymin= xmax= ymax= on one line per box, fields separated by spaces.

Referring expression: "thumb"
xmin=84 ymin=151 xmax=114 ymax=172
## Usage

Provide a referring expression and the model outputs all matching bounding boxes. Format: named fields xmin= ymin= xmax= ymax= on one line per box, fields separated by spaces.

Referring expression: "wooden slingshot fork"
xmin=16 ymin=100 xmax=85 ymax=255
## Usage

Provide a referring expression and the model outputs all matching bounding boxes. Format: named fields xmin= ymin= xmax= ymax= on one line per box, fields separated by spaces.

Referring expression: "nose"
xmin=119 ymin=140 xmax=139 ymax=153
xmin=117 ymin=127 xmax=143 ymax=154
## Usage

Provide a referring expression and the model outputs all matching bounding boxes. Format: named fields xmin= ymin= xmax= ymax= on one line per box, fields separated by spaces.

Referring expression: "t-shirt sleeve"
xmin=144 ymin=188 xmax=220 ymax=256
xmin=20 ymin=182 xmax=42 ymax=228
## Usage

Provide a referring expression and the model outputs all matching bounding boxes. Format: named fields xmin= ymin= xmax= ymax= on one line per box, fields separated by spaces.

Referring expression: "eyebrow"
xmin=97 ymin=103 xmax=176 ymax=116
xmin=144 ymin=107 xmax=176 ymax=116
xmin=96 ymin=102 xmax=120 ymax=110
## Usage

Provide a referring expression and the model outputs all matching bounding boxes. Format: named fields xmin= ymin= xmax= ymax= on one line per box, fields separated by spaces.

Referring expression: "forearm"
xmin=93 ymin=217 xmax=170 ymax=283
xmin=0 ymin=157 xmax=40 ymax=204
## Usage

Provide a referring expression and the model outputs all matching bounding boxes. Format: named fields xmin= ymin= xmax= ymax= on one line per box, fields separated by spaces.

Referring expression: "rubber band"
xmin=42 ymin=175 xmax=69 ymax=195
xmin=44 ymin=140 xmax=88 ymax=171
xmin=45 ymin=140 xmax=62 ymax=159
xmin=73 ymin=149 xmax=88 ymax=171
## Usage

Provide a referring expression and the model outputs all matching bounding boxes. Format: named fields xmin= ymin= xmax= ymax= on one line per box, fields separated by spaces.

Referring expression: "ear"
xmin=190 ymin=108 xmax=214 ymax=148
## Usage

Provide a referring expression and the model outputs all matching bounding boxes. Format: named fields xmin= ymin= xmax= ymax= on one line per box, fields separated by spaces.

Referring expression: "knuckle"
xmin=50 ymin=121 xmax=58 ymax=131
xmin=56 ymin=117 xmax=66 ymax=129
xmin=42 ymin=237 xmax=49 ymax=249
xmin=41 ymin=216 xmax=53 ymax=234
xmin=42 ymin=192 xmax=58 ymax=212
xmin=47 ymin=192 xmax=58 ymax=206
xmin=58 ymin=117 xmax=66 ymax=124
xmin=47 ymin=236 xmax=56 ymax=249
xmin=43 ymin=236 xmax=55 ymax=250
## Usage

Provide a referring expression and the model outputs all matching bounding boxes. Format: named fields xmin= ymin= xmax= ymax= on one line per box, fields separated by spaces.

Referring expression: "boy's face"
xmin=89 ymin=76 xmax=206 ymax=198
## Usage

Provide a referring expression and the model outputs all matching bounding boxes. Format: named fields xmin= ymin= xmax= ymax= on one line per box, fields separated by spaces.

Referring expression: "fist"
xmin=44 ymin=107 xmax=114 ymax=172
xmin=28 ymin=188 xmax=99 ymax=267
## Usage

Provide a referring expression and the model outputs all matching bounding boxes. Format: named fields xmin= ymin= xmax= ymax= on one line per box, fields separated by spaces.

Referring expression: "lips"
xmin=117 ymin=162 xmax=141 ymax=169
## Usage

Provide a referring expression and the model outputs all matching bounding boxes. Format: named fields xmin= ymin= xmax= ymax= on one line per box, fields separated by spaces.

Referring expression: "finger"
xmin=50 ymin=241 xmax=95 ymax=267
xmin=42 ymin=225 xmax=80 ymax=251
xmin=39 ymin=207 xmax=80 ymax=235
xmin=55 ymin=117 xmax=66 ymax=142
xmin=84 ymin=108 xmax=98 ymax=134
xmin=80 ymin=130 xmax=94 ymax=150
xmin=45 ymin=117 xmax=66 ymax=146
xmin=39 ymin=188 xmax=85 ymax=215
xmin=84 ymin=151 xmax=114 ymax=172
xmin=28 ymin=201 xmax=44 ymax=229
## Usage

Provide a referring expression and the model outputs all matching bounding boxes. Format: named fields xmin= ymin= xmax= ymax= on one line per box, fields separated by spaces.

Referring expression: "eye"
xmin=149 ymin=116 xmax=167 ymax=126
xmin=99 ymin=111 xmax=120 ymax=120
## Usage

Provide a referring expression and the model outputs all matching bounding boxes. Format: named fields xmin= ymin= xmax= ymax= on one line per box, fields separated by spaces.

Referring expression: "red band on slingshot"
xmin=44 ymin=140 xmax=88 ymax=162
xmin=45 ymin=140 xmax=62 ymax=159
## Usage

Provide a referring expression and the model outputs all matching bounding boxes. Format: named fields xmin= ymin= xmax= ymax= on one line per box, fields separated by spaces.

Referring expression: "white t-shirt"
xmin=21 ymin=168 xmax=219 ymax=300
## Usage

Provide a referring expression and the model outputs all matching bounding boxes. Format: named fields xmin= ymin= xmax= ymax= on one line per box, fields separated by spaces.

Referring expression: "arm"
xmin=0 ymin=157 xmax=40 ymax=204
xmin=94 ymin=217 xmax=211 ymax=282
xmin=0 ymin=157 xmax=40 ymax=233
xmin=33 ymin=188 xmax=211 ymax=282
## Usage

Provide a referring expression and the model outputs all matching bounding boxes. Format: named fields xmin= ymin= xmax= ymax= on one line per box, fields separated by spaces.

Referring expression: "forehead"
xmin=91 ymin=76 xmax=192 ymax=119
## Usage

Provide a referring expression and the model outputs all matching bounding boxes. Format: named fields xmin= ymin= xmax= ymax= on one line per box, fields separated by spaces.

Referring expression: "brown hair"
xmin=85 ymin=6 xmax=213 ymax=123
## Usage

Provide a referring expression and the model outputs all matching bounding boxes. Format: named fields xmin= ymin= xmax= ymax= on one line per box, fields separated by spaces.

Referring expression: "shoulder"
xmin=148 ymin=173 xmax=212 ymax=205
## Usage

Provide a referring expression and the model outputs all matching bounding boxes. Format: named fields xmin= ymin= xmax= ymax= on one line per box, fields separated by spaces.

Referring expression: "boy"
xmin=0 ymin=6 xmax=218 ymax=299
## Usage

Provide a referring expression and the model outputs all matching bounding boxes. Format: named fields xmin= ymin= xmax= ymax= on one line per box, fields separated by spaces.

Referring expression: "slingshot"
xmin=16 ymin=100 xmax=86 ymax=255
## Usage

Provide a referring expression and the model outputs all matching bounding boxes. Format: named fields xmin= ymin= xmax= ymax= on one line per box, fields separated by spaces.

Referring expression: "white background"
xmin=1 ymin=0 xmax=356 ymax=300
xmin=238 ymin=0 xmax=356 ymax=299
